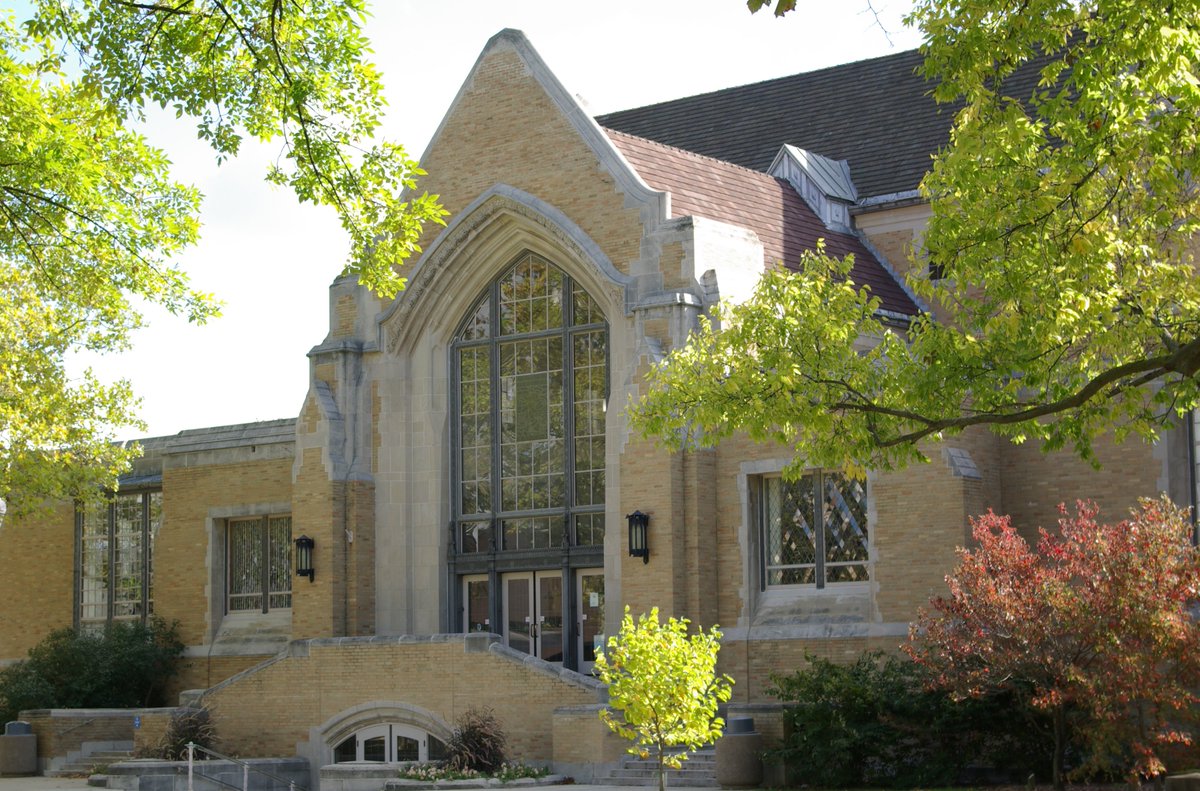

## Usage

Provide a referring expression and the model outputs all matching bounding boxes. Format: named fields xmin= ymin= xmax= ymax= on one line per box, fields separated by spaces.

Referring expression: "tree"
xmin=906 ymin=498 xmax=1200 ymax=788
xmin=635 ymin=0 xmax=1200 ymax=474
xmin=594 ymin=607 xmax=733 ymax=791
xmin=1 ymin=2 xmax=445 ymax=514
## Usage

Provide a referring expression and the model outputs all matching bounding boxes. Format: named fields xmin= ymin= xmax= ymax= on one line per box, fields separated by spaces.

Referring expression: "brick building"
xmin=2 ymin=29 xmax=1193 ymax=780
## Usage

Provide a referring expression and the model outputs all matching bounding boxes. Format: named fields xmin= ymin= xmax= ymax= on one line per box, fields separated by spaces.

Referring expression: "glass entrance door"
xmin=536 ymin=571 xmax=563 ymax=662
xmin=577 ymin=569 xmax=604 ymax=674
xmin=502 ymin=571 xmax=563 ymax=664
xmin=462 ymin=575 xmax=491 ymax=633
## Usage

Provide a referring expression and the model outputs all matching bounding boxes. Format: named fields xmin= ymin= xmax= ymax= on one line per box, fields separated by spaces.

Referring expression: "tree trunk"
xmin=1053 ymin=705 xmax=1066 ymax=791
xmin=657 ymin=744 xmax=667 ymax=791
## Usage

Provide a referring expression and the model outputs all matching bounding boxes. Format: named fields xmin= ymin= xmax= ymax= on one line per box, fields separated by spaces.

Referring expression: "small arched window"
xmin=452 ymin=252 xmax=608 ymax=553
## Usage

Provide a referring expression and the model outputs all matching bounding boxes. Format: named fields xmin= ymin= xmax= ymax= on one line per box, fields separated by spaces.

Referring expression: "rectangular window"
xmin=760 ymin=471 xmax=868 ymax=588
xmin=227 ymin=515 xmax=292 ymax=613
xmin=77 ymin=491 xmax=161 ymax=625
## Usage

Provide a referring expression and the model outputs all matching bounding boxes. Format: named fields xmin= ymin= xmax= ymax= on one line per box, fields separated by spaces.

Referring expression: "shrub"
xmin=153 ymin=708 xmax=218 ymax=760
xmin=446 ymin=707 xmax=506 ymax=774
xmin=0 ymin=618 xmax=184 ymax=722
xmin=396 ymin=762 xmax=547 ymax=782
xmin=768 ymin=651 xmax=1050 ymax=788
xmin=908 ymin=499 xmax=1200 ymax=787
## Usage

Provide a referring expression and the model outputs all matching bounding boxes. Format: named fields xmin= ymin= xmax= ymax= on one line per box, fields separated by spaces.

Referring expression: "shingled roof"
xmin=606 ymin=129 xmax=918 ymax=317
xmin=597 ymin=50 xmax=938 ymax=200
xmin=598 ymin=48 xmax=1048 ymax=201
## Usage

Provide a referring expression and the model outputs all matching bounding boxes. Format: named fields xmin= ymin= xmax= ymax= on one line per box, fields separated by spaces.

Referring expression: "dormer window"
xmin=769 ymin=145 xmax=857 ymax=232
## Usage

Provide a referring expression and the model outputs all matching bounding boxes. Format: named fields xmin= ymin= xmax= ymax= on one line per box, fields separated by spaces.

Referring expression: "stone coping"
xmin=319 ymin=764 xmax=567 ymax=789
xmin=385 ymin=775 xmax=568 ymax=789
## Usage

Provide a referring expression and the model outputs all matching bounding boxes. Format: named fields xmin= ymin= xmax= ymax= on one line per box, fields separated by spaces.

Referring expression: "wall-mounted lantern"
xmin=294 ymin=535 xmax=315 ymax=582
xmin=626 ymin=510 xmax=649 ymax=564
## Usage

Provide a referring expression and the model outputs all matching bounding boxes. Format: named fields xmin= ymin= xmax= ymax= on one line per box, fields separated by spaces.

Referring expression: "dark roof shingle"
xmin=606 ymin=129 xmax=918 ymax=316
xmin=597 ymin=50 xmax=939 ymax=199
xmin=597 ymin=48 xmax=1052 ymax=200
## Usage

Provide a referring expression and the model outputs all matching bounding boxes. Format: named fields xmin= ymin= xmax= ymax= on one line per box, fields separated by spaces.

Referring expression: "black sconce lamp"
xmin=626 ymin=510 xmax=649 ymax=564
xmin=294 ymin=535 xmax=315 ymax=582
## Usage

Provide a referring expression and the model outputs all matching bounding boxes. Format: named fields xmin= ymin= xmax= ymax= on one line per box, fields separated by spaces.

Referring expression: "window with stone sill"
xmin=226 ymin=514 xmax=292 ymax=613
xmin=759 ymin=471 xmax=869 ymax=589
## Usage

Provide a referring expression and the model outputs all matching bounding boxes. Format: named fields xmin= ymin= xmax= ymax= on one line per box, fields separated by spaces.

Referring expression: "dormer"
xmin=769 ymin=145 xmax=857 ymax=232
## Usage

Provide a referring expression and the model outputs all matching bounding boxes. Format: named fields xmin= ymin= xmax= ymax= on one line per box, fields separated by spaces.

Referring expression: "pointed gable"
xmin=414 ymin=30 xmax=662 ymax=276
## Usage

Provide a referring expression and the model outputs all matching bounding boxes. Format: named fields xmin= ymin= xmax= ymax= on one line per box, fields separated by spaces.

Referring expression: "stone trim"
xmin=381 ymin=186 xmax=630 ymax=354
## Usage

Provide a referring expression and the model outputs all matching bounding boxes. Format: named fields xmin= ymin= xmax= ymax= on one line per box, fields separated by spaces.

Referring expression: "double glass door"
xmin=504 ymin=571 xmax=562 ymax=663
xmin=461 ymin=568 xmax=603 ymax=670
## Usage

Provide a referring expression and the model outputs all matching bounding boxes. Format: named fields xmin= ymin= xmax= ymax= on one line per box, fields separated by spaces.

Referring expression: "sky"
xmin=70 ymin=0 xmax=922 ymax=439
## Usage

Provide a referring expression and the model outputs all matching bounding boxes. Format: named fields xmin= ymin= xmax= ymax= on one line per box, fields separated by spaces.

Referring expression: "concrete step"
xmin=47 ymin=750 xmax=134 ymax=776
xmin=599 ymin=749 xmax=718 ymax=787
xmin=602 ymin=776 xmax=719 ymax=788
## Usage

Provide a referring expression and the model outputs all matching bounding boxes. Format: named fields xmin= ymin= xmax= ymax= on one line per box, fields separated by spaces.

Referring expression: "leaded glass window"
xmin=453 ymin=253 xmax=607 ymax=552
xmin=761 ymin=472 xmax=869 ymax=587
xmin=227 ymin=515 xmax=292 ymax=613
xmin=77 ymin=490 xmax=161 ymax=625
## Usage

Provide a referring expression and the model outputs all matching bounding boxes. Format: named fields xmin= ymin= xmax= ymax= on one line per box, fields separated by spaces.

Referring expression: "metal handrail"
xmin=57 ymin=717 xmax=99 ymax=736
xmin=185 ymin=742 xmax=307 ymax=791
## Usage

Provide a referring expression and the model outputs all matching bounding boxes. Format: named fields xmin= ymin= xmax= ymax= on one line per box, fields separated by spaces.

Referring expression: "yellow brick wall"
xmin=863 ymin=228 xmax=917 ymax=277
xmin=999 ymin=433 xmax=1164 ymax=541
xmin=159 ymin=458 xmax=293 ymax=648
xmin=291 ymin=447 xmax=342 ymax=639
xmin=0 ymin=504 xmax=75 ymax=662
xmin=718 ymin=636 xmax=903 ymax=703
xmin=333 ymin=294 xmax=356 ymax=339
xmin=169 ymin=655 xmax=274 ymax=703
xmin=201 ymin=638 xmax=602 ymax=762
xmin=617 ymin=436 xmax=686 ymax=619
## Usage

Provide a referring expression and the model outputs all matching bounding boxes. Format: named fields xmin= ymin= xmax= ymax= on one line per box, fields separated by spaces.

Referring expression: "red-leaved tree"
xmin=906 ymin=498 xmax=1200 ymax=788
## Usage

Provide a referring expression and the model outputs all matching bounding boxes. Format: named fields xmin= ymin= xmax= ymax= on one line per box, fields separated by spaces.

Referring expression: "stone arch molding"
xmin=315 ymin=700 xmax=453 ymax=751
xmin=380 ymin=184 xmax=632 ymax=355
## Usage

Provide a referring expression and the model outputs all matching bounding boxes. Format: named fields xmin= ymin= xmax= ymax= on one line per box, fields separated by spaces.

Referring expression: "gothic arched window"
xmin=452 ymin=252 xmax=607 ymax=554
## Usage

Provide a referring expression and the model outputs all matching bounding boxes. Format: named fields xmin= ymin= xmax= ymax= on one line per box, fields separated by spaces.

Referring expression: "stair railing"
xmin=185 ymin=741 xmax=307 ymax=791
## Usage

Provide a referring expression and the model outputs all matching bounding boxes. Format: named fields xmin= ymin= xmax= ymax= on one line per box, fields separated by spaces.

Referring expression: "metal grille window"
xmin=77 ymin=491 xmax=162 ymax=625
xmin=227 ymin=515 xmax=292 ymax=612
xmin=452 ymin=253 xmax=608 ymax=552
xmin=761 ymin=472 xmax=869 ymax=587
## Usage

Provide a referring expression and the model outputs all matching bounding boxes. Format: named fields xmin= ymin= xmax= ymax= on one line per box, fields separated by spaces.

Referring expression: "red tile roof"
xmin=605 ymin=128 xmax=918 ymax=317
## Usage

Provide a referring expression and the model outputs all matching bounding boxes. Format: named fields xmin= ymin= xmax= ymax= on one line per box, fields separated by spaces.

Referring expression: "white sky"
xmin=70 ymin=0 xmax=922 ymax=439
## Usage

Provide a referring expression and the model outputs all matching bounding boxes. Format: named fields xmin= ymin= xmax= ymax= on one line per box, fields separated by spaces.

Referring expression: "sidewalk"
xmin=0 ymin=779 xmax=699 ymax=791
xmin=0 ymin=778 xmax=91 ymax=790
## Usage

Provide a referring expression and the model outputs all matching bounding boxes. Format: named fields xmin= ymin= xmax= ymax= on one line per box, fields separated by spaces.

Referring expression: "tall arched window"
xmin=452 ymin=252 xmax=608 ymax=554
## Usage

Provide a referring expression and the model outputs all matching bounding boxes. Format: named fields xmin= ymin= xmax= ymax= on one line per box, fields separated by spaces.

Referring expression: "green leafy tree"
xmin=594 ymin=606 xmax=733 ymax=791
xmin=637 ymin=0 xmax=1200 ymax=472
xmin=1 ymin=1 xmax=445 ymax=514
xmin=907 ymin=498 xmax=1200 ymax=788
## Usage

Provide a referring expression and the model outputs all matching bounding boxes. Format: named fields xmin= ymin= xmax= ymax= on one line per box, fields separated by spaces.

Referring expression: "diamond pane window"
xmin=227 ymin=514 xmax=292 ymax=613
xmin=453 ymin=252 xmax=607 ymax=554
xmin=761 ymin=472 xmax=868 ymax=587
